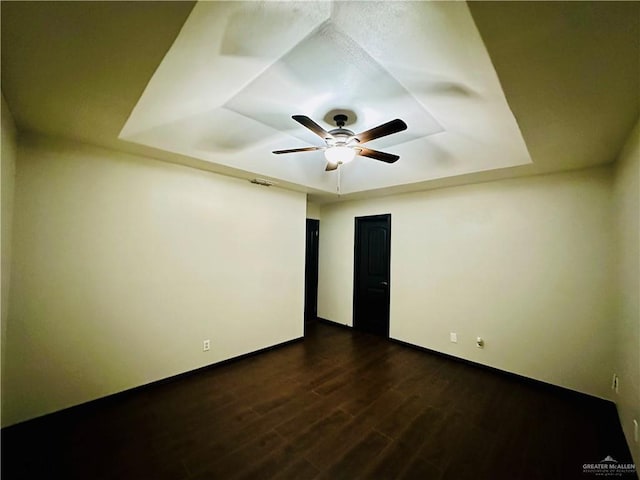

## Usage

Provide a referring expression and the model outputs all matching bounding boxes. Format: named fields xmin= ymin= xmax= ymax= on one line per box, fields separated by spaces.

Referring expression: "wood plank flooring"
xmin=2 ymin=320 xmax=636 ymax=479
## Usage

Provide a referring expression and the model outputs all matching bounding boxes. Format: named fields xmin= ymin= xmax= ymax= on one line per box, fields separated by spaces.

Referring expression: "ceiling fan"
xmin=273 ymin=114 xmax=408 ymax=171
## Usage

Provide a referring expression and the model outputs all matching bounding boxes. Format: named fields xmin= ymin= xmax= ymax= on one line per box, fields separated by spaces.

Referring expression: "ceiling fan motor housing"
xmin=327 ymin=115 xmax=356 ymax=146
xmin=327 ymin=128 xmax=356 ymax=146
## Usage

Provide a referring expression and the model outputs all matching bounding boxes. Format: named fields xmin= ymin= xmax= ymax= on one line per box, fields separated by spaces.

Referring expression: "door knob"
xmin=380 ymin=281 xmax=388 ymax=286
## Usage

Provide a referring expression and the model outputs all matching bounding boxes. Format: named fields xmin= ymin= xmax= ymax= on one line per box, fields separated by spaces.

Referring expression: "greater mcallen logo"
xmin=583 ymin=456 xmax=636 ymax=476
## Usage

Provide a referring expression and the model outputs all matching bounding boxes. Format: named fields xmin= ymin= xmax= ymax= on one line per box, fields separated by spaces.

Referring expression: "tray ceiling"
xmin=120 ymin=1 xmax=532 ymax=195
xmin=4 ymin=2 xmax=635 ymax=202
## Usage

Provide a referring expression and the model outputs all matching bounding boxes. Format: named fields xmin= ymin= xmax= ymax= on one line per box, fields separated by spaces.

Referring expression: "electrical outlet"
xmin=450 ymin=332 xmax=457 ymax=343
xmin=633 ymin=419 xmax=638 ymax=443
xmin=203 ymin=339 xmax=210 ymax=352
xmin=476 ymin=337 xmax=484 ymax=348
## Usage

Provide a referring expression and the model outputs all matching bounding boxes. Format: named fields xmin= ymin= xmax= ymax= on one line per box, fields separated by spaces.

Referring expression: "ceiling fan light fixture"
xmin=324 ymin=145 xmax=355 ymax=165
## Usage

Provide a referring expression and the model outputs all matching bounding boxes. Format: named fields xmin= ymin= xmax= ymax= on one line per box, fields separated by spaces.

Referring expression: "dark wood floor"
xmin=2 ymin=320 xmax=635 ymax=480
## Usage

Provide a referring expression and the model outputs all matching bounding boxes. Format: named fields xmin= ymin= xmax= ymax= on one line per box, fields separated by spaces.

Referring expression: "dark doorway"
xmin=304 ymin=219 xmax=320 ymax=325
xmin=353 ymin=214 xmax=391 ymax=337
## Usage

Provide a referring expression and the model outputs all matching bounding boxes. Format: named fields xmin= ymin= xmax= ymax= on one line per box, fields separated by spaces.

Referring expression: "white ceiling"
xmin=2 ymin=1 xmax=638 ymax=203
xmin=120 ymin=1 xmax=531 ymax=195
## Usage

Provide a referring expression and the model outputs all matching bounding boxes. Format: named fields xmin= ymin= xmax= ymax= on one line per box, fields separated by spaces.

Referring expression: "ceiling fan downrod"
xmin=333 ymin=114 xmax=348 ymax=128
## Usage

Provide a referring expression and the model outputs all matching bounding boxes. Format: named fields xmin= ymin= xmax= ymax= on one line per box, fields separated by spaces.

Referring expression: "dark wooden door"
xmin=353 ymin=214 xmax=391 ymax=337
xmin=304 ymin=219 xmax=320 ymax=322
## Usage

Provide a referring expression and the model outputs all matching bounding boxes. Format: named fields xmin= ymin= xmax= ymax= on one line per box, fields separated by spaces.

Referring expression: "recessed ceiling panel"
xmin=225 ymin=21 xmax=443 ymax=149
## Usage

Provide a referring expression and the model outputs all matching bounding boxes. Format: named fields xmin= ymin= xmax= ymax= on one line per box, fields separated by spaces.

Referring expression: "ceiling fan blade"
xmin=325 ymin=162 xmax=339 ymax=171
xmin=292 ymin=115 xmax=333 ymax=140
xmin=356 ymin=147 xmax=400 ymax=164
xmin=272 ymin=146 xmax=323 ymax=154
xmin=354 ymin=119 xmax=407 ymax=144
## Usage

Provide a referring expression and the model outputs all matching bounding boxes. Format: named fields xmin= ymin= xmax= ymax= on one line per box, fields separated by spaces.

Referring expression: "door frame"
xmin=352 ymin=213 xmax=391 ymax=337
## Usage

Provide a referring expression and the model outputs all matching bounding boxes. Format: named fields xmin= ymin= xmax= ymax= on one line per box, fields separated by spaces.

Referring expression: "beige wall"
xmin=1 ymin=95 xmax=17 ymax=410
xmin=306 ymin=201 xmax=321 ymax=220
xmin=318 ymin=167 xmax=615 ymax=399
xmin=613 ymin=119 xmax=639 ymax=464
xmin=2 ymin=134 xmax=306 ymax=426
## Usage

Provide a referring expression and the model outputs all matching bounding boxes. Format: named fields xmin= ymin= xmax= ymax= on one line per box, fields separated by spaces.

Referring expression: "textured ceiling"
xmin=120 ymin=1 xmax=531 ymax=195
xmin=2 ymin=1 xmax=638 ymax=202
